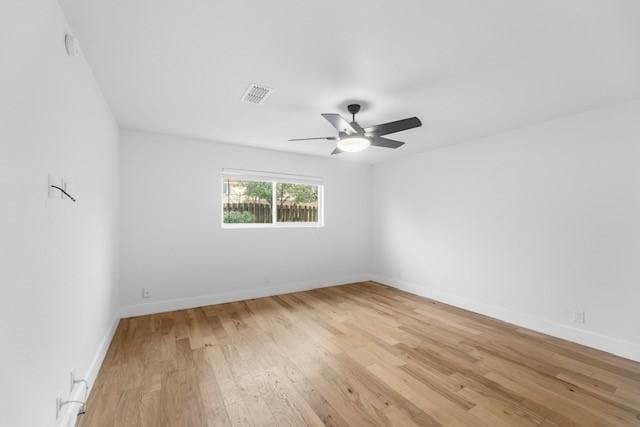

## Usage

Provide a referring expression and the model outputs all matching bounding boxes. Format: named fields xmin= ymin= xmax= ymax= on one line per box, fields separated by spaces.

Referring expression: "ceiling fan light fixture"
xmin=337 ymin=136 xmax=370 ymax=153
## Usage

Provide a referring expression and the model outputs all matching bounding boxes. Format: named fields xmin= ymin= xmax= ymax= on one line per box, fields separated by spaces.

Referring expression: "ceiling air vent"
xmin=241 ymin=83 xmax=273 ymax=104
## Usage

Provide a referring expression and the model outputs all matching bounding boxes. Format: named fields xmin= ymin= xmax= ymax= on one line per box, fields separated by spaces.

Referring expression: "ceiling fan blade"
xmin=364 ymin=117 xmax=422 ymax=136
xmin=321 ymin=113 xmax=357 ymax=134
xmin=369 ymin=136 xmax=405 ymax=149
xmin=331 ymin=147 xmax=343 ymax=155
xmin=288 ymin=136 xmax=337 ymax=141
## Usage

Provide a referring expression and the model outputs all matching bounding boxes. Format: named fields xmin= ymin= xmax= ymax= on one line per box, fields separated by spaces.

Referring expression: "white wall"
xmin=0 ymin=1 xmax=119 ymax=426
xmin=119 ymin=130 xmax=371 ymax=316
xmin=372 ymin=101 xmax=640 ymax=361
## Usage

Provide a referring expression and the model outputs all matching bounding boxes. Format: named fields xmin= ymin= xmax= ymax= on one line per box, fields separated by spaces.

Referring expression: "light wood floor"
xmin=80 ymin=282 xmax=640 ymax=426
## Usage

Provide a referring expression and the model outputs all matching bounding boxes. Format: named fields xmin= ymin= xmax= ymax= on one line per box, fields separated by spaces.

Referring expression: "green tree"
xmin=276 ymin=183 xmax=317 ymax=206
xmin=243 ymin=181 xmax=273 ymax=205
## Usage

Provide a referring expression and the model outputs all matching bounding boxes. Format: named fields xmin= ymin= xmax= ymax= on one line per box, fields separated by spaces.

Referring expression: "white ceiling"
xmin=59 ymin=0 xmax=640 ymax=163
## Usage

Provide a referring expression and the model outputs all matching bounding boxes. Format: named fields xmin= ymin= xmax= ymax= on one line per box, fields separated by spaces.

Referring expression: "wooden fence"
xmin=223 ymin=202 xmax=318 ymax=223
xmin=278 ymin=203 xmax=318 ymax=222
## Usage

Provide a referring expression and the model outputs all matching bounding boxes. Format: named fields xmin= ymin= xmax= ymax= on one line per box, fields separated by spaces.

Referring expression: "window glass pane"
xmin=276 ymin=183 xmax=319 ymax=223
xmin=222 ymin=179 xmax=272 ymax=224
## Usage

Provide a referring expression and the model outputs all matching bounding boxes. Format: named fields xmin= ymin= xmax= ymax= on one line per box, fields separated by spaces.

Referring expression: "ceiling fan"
xmin=289 ymin=104 xmax=422 ymax=155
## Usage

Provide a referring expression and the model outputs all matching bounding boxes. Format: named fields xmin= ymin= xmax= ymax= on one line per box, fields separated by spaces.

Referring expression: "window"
xmin=222 ymin=179 xmax=272 ymax=224
xmin=221 ymin=169 xmax=323 ymax=228
xmin=276 ymin=182 xmax=319 ymax=223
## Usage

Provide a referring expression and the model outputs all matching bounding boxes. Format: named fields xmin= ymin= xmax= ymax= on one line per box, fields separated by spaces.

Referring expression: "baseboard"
xmin=59 ymin=316 xmax=120 ymax=427
xmin=120 ymin=274 xmax=372 ymax=318
xmin=373 ymin=275 xmax=640 ymax=363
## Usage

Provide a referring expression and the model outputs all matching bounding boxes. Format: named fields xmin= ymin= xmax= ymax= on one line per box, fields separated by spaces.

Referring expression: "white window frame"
xmin=221 ymin=169 xmax=324 ymax=229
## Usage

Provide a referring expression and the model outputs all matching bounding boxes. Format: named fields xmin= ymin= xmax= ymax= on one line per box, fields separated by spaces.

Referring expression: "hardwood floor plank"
xmin=79 ymin=282 xmax=640 ymax=427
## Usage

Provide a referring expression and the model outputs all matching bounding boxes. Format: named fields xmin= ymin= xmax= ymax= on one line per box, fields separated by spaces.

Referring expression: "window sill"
xmin=221 ymin=222 xmax=323 ymax=229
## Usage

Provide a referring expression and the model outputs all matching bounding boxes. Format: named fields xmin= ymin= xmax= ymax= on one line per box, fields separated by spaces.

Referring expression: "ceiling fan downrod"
xmin=347 ymin=103 xmax=361 ymax=123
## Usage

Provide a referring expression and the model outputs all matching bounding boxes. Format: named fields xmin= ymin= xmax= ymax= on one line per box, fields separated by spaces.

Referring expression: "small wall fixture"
xmin=56 ymin=397 xmax=86 ymax=420
xmin=50 ymin=185 xmax=76 ymax=202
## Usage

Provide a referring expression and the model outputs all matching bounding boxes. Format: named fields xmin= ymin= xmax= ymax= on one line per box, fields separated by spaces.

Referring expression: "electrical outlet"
xmin=142 ymin=288 xmax=152 ymax=299
xmin=573 ymin=311 xmax=585 ymax=324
